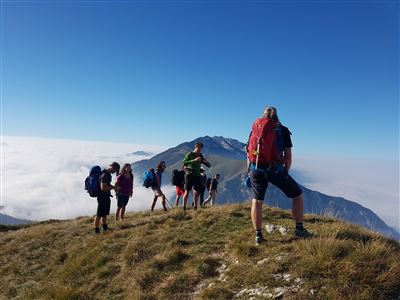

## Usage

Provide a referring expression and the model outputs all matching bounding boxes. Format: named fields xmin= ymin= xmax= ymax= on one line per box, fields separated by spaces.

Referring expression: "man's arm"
xmin=114 ymin=175 xmax=121 ymax=189
xmin=202 ymin=159 xmax=211 ymax=168
xmin=130 ymin=175 xmax=134 ymax=197
xmin=183 ymin=153 xmax=198 ymax=164
xmin=156 ymin=178 xmax=163 ymax=195
xmin=183 ymin=153 xmax=201 ymax=165
xmin=283 ymin=147 xmax=292 ymax=173
xmin=182 ymin=153 xmax=190 ymax=165
xmin=154 ymin=171 xmax=164 ymax=195
xmin=100 ymin=181 xmax=116 ymax=192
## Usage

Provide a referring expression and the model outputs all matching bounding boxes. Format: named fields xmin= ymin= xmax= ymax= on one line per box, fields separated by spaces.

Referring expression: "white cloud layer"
xmin=292 ymin=156 xmax=399 ymax=231
xmin=1 ymin=136 xmax=399 ymax=233
xmin=1 ymin=136 xmax=173 ymax=221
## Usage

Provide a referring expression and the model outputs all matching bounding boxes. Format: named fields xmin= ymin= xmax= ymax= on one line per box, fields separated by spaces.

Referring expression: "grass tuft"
xmin=196 ymin=257 xmax=221 ymax=278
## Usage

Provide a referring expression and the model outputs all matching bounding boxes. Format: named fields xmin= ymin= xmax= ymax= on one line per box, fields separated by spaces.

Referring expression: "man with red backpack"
xmin=246 ymin=107 xmax=311 ymax=245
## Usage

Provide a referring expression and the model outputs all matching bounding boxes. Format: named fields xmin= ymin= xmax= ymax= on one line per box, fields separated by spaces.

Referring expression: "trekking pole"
xmin=165 ymin=197 xmax=174 ymax=209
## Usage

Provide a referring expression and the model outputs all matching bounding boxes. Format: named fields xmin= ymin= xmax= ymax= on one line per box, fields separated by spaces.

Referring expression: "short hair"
xmin=110 ymin=162 xmax=120 ymax=175
xmin=263 ymin=106 xmax=279 ymax=122
xmin=195 ymin=142 xmax=203 ymax=149
xmin=157 ymin=161 xmax=166 ymax=169
xmin=216 ymin=174 xmax=220 ymax=177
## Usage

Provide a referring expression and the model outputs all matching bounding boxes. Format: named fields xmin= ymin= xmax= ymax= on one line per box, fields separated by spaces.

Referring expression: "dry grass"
xmin=0 ymin=204 xmax=399 ymax=300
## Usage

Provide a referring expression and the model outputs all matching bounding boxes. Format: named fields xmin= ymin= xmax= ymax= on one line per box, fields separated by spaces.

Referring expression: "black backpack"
xmin=172 ymin=169 xmax=185 ymax=186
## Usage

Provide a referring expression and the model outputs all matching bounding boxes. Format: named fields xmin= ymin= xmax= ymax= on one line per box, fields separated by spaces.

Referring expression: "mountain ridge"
xmin=1 ymin=204 xmax=399 ymax=299
xmin=132 ymin=136 xmax=400 ymax=240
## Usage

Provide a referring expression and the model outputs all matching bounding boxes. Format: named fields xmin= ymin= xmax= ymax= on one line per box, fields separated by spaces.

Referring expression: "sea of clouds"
xmin=1 ymin=136 xmax=399 ymax=232
xmin=291 ymin=156 xmax=399 ymax=232
xmin=1 ymin=136 xmax=175 ymax=221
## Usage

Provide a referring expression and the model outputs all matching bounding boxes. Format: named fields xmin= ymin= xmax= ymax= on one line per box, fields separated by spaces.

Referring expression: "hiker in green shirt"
xmin=182 ymin=142 xmax=211 ymax=211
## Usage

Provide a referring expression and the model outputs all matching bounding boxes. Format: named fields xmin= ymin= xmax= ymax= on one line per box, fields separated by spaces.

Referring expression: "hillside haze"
xmin=0 ymin=213 xmax=32 ymax=226
xmin=132 ymin=136 xmax=400 ymax=240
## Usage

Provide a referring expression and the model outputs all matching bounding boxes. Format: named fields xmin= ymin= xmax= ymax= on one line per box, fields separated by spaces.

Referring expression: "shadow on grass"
xmin=153 ymin=250 xmax=190 ymax=272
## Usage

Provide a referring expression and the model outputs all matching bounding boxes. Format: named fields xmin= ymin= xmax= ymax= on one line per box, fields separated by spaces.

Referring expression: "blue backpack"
xmin=85 ymin=166 xmax=102 ymax=197
xmin=143 ymin=169 xmax=155 ymax=188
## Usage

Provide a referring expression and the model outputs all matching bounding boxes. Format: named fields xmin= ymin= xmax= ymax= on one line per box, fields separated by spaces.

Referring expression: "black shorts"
xmin=97 ymin=195 xmax=111 ymax=217
xmin=117 ymin=195 xmax=129 ymax=207
xmin=250 ymin=166 xmax=302 ymax=201
xmin=184 ymin=174 xmax=204 ymax=192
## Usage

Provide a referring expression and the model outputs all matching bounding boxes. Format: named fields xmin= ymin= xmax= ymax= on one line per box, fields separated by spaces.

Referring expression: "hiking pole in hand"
xmin=165 ymin=197 xmax=174 ymax=209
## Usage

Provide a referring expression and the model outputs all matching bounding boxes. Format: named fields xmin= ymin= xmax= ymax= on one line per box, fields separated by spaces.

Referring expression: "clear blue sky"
xmin=2 ymin=1 xmax=399 ymax=159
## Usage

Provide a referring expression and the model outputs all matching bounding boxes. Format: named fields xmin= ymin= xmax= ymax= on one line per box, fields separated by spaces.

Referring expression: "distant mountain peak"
xmin=0 ymin=213 xmax=32 ymax=225
xmin=130 ymin=151 xmax=153 ymax=157
xmin=180 ymin=136 xmax=246 ymax=160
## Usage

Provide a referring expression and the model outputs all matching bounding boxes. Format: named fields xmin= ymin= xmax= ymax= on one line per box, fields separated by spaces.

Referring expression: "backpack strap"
xmin=246 ymin=130 xmax=252 ymax=153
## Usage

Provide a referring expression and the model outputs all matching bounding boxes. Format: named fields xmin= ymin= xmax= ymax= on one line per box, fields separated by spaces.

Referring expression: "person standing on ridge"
xmin=182 ymin=142 xmax=211 ymax=211
xmin=150 ymin=161 xmax=168 ymax=212
xmin=115 ymin=163 xmax=134 ymax=221
xmin=198 ymin=168 xmax=207 ymax=206
xmin=95 ymin=162 xmax=120 ymax=234
xmin=246 ymin=106 xmax=312 ymax=245
xmin=172 ymin=167 xmax=186 ymax=207
xmin=202 ymin=173 xmax=220 ymax=206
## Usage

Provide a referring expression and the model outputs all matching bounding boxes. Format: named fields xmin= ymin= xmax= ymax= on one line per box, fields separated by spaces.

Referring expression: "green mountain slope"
xmin=1 ymin=204 xmax=399 ymax=300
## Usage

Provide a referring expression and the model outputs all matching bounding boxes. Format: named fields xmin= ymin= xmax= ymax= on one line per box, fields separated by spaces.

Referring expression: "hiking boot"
xmin=255 ymin=235 xmax=265 ymax=245
xmin=103 ymin=224 xmax=112 ymax=232
xmin=95 ymin=227 xmax=100 ymax=235
xmin=295 ymin=228 xmax=313 ymax=238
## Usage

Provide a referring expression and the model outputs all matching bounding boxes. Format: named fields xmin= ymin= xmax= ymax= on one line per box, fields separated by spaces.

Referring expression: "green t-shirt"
xmin=183 ymin=152 xmax=211 ymax=176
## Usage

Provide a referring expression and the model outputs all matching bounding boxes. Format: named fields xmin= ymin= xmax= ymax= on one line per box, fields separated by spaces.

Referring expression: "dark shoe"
xmin=295 ymin=228 xmax=313 ymax=238
xmin=95 ymin=227 xmax=100 ymax=235
xmin=103 ymin=224 xmax=112 ymax=232
xmin=255 ymin=235 xmax=265 ymax=245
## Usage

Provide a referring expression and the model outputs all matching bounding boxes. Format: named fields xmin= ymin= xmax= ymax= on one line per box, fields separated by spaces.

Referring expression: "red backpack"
xmin=246 ymin=118 xmax=284 ymax=167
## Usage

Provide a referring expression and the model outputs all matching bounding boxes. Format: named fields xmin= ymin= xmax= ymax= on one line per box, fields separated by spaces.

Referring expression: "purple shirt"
xmin=116 ymin=174 xmax=133 ymax=196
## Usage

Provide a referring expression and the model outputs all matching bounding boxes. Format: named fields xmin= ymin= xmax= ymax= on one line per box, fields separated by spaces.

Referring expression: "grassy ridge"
xmin=0 ymin=204 xmax=399 ymax=300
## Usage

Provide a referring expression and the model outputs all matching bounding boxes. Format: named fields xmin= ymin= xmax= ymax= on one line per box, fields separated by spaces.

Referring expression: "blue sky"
xmin=2 ymin=1 xmax=399 ymax=159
